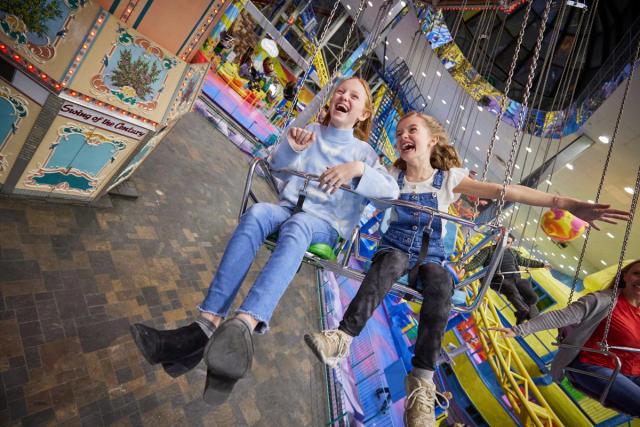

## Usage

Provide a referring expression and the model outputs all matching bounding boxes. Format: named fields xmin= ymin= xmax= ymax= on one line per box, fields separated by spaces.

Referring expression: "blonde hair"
xmin=393 ymin=111 xmax=462 ymax=171
xmin=608 ymin=259 xmax=640 ymax=289
xmin=321 ymin=77 xmax=373 ymax=141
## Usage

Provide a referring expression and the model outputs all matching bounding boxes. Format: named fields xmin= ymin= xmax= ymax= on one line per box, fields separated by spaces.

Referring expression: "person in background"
xmin=460 ymin=233 xmax=550 ymax=324
xmin=492 ymin=259 xmax=640 ymax=417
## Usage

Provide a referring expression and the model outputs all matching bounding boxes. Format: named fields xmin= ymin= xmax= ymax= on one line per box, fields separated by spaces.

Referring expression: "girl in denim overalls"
xmin=305 ymin=111 xmax=629 ymax=427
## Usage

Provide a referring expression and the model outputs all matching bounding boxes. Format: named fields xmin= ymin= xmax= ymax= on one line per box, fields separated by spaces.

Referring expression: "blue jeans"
xmin=199 ymin=203 xmax=338 ymax=333
xmin=568 ymin=360 xmax=640 ymax=417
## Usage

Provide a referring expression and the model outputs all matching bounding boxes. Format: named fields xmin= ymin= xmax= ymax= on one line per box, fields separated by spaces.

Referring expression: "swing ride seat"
xmin=239 ymin=158 xmax=509 ymax=313
xmin=552 ymin=342 xmax=640 ymax=411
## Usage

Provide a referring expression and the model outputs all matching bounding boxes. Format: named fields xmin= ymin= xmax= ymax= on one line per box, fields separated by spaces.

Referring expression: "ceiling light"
xmin=475 ymin=130 xmax=481 ymax=135
xmin=600 ymin=260 xmax=607 ymax=266
xmin=421 ymin=71 xmax=427 ymax=77
xmin=477 ymin=106 xmax=483 ymax=111
xmin=461 ymin=126 xmax=466 ymax=131
xmin=346 ymin=4 xmax=351 ymax=9
xmin=573 ymin=256 xmax=578 ymax=261
xmin=421 ymin=103 xmax=426 ymax=107
xmin=400 ymin=1 xmax=406 ymax=6
xmin=527 ymin=221 xmax=531 ymax=225
xmin=544 ymin=252 xmax=548 ymax=255
xmin=566 ymin=163 xmax=574 ymax=170
xmin=587 ymin=199 xmax=594 ymax=203
xmin=441 ymin=99 xmax=447 ymax=104
xmin=545 ymin=180 xmax=552 ymax=185
xmin=460 ymin=105 xmax=465 ymax=110
xmin=388 ymin=10 xmax=392 ymax=15
xmin=384 ymin=55 xmax=388 ymax=60
xmin=474 ymin=163 xmax=479 ymax=168
xmin=446 ymin=119 xmax=450 ymax=124
xmin=607 ymin=232 xmax=614 ymax=238
xmin=598 ymin=135 xmax=609 ymax=144
xmin=551 ymin=252 xmax=556 ymax=256
xmin=495 ymin=135 xmax=499 ymax=140
xmin=515 ymin=164 xmax=520 ymax=169
xmin=409 ymin=71 xmax=413 ymax=76
xmin=624 ymin=187 xmax=634 ymax=195
xmin=514 ymin=205 xmax=519 ymax=209
xmin=569 ymin=266 xmax=575 ymax=271
xmin=533 ymin=219 xmax=538 ymax=223
xmin=464 ymin=158 xmax=469 ymax=163
xmin=385 ymin=40 xmax=389 ymax=45
xmin=367 ymin=0 xmax=373 ymax=6
xmin=427 ymin=95 xmax=432 ymax=100
xmin=475 ymin=146 xmax=480 ymax=151
xmin=561 ymin=254 xmax=566 ymax=259
xmin=396 ymin=37 xmax=402 ymax=44
xmin=538 ymin=237 xmax=543 ymax=241
xmin=436 ymin=71 xmax=442 ymax=77
xmin=526 ymin=147 xmax=532 ymax=153
xmin=560 ymin=264 xmax=564 ymax=268
xmin=582 ymin=269 xmax=588 ymax=274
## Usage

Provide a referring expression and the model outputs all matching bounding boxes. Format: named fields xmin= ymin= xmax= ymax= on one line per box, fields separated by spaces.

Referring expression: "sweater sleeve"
xmin=512 ymin=293 xmax=593 ymax=336
xmin=353 ymin=148 xmax=400 ymax=200
xmin=515 ymin=251 xmax=546 ymax=268
xmin=268 ymin=123 xmax=317 ymax=170
xmin=465 ymin=246 xmax=491 ymax=271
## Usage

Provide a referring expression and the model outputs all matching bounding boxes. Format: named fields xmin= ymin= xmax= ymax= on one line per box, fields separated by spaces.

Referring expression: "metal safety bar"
xmin=239 ymin=158 xmax=509 ymax=313
xmin=554 ymin=343 xmax=623 ymax=405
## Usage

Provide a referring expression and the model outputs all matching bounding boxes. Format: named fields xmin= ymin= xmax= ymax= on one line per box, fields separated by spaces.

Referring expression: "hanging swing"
xmin=553 ymin=33 xmax=640 ymax=409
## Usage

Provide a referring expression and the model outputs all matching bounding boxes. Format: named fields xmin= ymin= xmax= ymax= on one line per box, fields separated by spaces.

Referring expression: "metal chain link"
xmin=460 ymin=0 xmax=534 ymax=256
xmin=494 ymin=0 xmax=553 ymax=224
xmin=282 ymin=0 xmax=342 ymax=125
xmin=599 ymin=37 xmax=640 ymax=349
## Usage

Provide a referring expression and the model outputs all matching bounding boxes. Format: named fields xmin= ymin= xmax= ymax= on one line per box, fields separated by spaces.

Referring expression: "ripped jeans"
xmin=199 ymin=203 xmax=338 ymax=333
xmin=339 ymin=249 xmax=454 ymax=370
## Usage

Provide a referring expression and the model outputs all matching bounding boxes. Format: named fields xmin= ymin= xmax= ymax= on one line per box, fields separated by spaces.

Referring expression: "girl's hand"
xmin=562 ymin=198 xmax=630 ymax=231
xmin=287 ymin=127 xmax=315 ymax=151
xmin=488 ymin=327 xmax=516 ymax=338
xmin=319 ymin=162 xmax=365 ymax=194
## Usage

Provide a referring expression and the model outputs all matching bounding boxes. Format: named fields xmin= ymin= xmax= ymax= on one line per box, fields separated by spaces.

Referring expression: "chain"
xmin=460 ymin=0 xmax=533 ymax=257
xmin=282 ymin=0 xmax=342 ymax=126
xmin=494 ymin=0 xmax=553 ymax=224
xmin=599 ymin=37 xmax=640 ymax=349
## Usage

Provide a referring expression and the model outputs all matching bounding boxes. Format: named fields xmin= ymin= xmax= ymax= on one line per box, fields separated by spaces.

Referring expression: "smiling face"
xmin=621 ymin=261 xmax=640 ymax=301
xmin=395 ymin=115 xmax=437 ymax=164
xmin=328 ymin=78 xmax=371 ymax=130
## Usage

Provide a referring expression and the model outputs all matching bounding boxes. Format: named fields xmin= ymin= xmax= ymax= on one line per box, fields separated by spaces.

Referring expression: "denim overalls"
xmin=379 ymin=169 xmax=446 ymax=279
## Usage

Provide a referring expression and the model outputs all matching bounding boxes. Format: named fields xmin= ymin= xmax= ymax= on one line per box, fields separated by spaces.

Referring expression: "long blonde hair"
xmin=321 ymin=77 xmax=373 ymax=141
xmin=393 ymin=111 xmax=462 ymax=171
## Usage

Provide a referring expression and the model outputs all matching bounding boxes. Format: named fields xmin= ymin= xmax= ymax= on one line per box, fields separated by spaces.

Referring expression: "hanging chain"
xmin=315 ymin=0 xmax=369 ymax=111
xmin=599 ymin=37 xmax=640 ymax=349
xmin=281 ymin=0 xmax=342 ymax=126
xmin=494 ymin=0 xmax=554 ymax=224
xmin=460 ymin=0 xmax=534 ymax=257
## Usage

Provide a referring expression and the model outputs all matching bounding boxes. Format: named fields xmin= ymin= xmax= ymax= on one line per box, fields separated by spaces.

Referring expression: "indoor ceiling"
xmin=338 ymin=0 xmax=639 ymax=277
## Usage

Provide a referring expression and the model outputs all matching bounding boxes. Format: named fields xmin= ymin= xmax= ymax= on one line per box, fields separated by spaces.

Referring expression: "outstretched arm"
xmin=453 ymin=177 xmax=630 ymax=230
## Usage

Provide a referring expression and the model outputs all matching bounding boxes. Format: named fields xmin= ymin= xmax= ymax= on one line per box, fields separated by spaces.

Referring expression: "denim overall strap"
xmin=408 ymin=169 xmax=445 ymax=287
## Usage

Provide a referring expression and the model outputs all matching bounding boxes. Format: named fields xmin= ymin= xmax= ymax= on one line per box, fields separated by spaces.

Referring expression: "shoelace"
xmin=434 ymin=391 xmax=450 ymax=410
xmin=323 ymin=330 xmax=350 ymax=359
xmin=405 ymin=385 xmax=434 ymax=413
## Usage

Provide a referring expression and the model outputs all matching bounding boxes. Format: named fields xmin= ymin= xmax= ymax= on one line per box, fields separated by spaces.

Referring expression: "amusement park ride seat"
xmin=239 ymin=158 xmax=509 ymax=313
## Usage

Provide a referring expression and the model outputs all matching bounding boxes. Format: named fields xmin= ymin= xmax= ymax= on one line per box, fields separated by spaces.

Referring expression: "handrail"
xmin=240 ymin=157 xmax=508 ymax=313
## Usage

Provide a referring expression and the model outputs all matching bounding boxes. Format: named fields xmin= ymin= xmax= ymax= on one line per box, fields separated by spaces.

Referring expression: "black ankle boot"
xmin=130 ymin=322 xmax=207 ymax=365
xmin=162 ymin=347 xmax=205 ymax=378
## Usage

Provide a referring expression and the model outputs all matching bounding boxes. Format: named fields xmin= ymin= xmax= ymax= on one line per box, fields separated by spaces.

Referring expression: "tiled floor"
xmin=0 ymin=113 xmax=328 ymax=426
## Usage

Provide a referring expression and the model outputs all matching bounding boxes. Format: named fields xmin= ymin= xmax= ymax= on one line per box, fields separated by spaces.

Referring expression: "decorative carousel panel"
xmin=107 ymin=119 xmax=178 ymax=192
xmin=0 ymin=82 xmax=41 ymax=184
xmin=16 ymin=116 xmax=140 ymax=199
xmin=67 ymin=14 xmax=187 ymax=123
xmin=0 ymin=1 xmax=101 ymax=81
xmin=164 ymin=62 xmax=209 ymax=123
